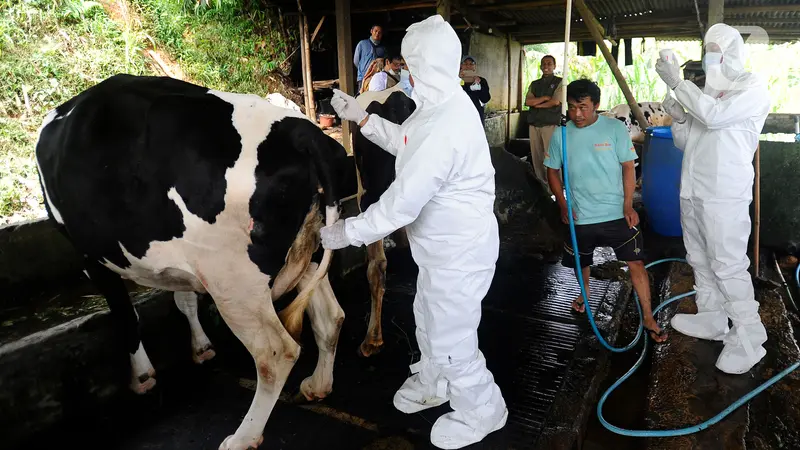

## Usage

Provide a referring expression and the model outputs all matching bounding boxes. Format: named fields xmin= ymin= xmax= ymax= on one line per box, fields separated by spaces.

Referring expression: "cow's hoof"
xmin=131 ymin=372 xmax=157 ymax=395
xmin=358 ymin=340 xmax=384 ymax=358
xmin=298 ymin=376 xmax=331 ymax=402
xmin=219 ymin=434 xmax=263 ymax=450
xmin=193 ymin=344 xmax=217 ymax=364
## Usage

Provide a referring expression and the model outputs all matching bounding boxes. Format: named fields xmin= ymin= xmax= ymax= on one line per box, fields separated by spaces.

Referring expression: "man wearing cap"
xmin=460 ymin=55 xmax=491 ymax=124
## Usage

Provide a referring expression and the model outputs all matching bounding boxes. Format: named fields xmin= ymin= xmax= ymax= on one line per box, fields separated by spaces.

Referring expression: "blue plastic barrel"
xmin=642 ymin=126 xmax=683 ymax=237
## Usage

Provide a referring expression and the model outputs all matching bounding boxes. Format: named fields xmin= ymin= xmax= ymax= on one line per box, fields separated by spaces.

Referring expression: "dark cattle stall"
xmin=4 ymin=1 xmax=800 ymax=449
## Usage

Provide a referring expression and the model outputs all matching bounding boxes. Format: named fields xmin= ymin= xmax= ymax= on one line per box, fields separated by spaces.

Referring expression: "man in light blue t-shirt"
xmin=544 ymin=79 xmax=667 ymax=343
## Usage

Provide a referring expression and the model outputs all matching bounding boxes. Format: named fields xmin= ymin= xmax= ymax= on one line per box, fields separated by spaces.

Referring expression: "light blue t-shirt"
xmin=544 ymin=115 xmax=637 ymax=225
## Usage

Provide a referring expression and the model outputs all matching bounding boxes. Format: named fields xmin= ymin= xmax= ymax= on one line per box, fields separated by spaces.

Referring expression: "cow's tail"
xmin=278 ymin=205 xmax=339 ymax=342
xmin=278 ymin=125 xmax=344 ymax=341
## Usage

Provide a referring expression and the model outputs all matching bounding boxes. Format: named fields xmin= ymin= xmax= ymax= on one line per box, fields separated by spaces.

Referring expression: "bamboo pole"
xmin=437 ymin=0 xmax=450 ymax=21
xmin=301 ymin=14 xmax=316 ymax=121
xmin=506 ymin=33 xmax=512 ymax=145
xmin=754 ymin=143 xmax=761 ymax=275
xmin=573 ymin=0 xmax=649 ymax=133
xmin=518 ymin=48 xmax=524 ymax=110
xmin=311 ymin=15 xmax=325 ymax=42
xmin=298 ymin=15 xmax=310 ymax=117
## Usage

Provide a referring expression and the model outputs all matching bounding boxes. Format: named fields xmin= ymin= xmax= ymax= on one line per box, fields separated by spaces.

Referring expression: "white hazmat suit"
xmin=322 ymin=14 xmax=507 ymax=449
xmin=657 ymin=24 xmax=770 ymax=374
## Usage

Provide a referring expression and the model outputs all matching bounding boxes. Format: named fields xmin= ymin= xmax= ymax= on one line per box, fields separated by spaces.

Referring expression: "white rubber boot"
xmin=670 ymin=310 xmax=729 ymax=341
xmin=393 ymin=359 xmax=449 ymax=414
xmin=716 ymin=324 xmax=768 ymax=374
xmin=430 ymin=408 xmax=508 ymax=449
xmin=716 ymin=303 xmax=768 ymax=374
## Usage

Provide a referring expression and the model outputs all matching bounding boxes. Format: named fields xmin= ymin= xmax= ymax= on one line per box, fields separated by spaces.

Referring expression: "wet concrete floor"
xmin=8 ymin=214 xmax=634 ymax=450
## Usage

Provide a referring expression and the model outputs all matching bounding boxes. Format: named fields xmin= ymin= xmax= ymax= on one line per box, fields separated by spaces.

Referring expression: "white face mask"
xmin=702 ymin=51 xmax=731 ymax=94
xmin=388 ymin=68 xmax=396 ymax=76
xmin=702 ymin=51 xmax=723 ymax=72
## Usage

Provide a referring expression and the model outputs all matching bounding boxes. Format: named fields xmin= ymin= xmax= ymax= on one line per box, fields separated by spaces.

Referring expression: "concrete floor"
xmin=4 ymin=209 xmax=635 ymax=450
xmin=6 ymin=201 xmax=800 ymax=450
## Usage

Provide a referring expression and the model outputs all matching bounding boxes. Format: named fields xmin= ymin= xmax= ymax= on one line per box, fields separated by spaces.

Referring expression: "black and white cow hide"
xmin=600 ymin=101 xmax=672 ymax=144
xmin=35 ymin=74 xmax=349 ymax=450
xmin=351 ymin=85 xmax=416 ymax=357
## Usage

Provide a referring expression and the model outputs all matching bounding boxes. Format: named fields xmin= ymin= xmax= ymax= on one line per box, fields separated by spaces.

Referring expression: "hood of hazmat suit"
xmin=343 ymin=14 xmax=508 ymax=448
xmin=668 ymin=23 xmax=770 ymax=375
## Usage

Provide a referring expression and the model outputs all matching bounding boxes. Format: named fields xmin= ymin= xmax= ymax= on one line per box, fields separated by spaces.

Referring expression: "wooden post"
xmin=754 ymin=143 xmax=761 ymax=275
xmin=300 ymin=13 xmax=316 ymax=121
xmin=335 ymin=0 xmax=355 ymax=155
xmin=573 ymin=0 xmax=649 ymax=132
xmin=709 ymin=0 xmax=725 ymax=28
xmin=298 ymin=14 xmax=311 ymax=118
xmin=437 ymin=0 xmax=450 ymax=21
xmin=518 ymin=48 xmax=525 ymax=111
xmin=506 ymin=33 xmax=512 ymax=145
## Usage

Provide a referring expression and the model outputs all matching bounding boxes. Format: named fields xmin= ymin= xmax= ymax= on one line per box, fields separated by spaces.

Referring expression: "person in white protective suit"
xmin=321 ymin=14 xmax=508 ymax=449
xmin=656 ymin=23 xmax=771 ymax=375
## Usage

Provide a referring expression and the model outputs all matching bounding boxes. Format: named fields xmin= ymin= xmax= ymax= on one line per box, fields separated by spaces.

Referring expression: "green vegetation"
xmin=134 ymin=0 xmax=296 ymax=98
xmin=523 ymin=38 xmax=800 ymax=113
xmin=0 ymin=0 xmax=297 ymax=224
xmin=0 ymin=0 xmax=153 ymax=224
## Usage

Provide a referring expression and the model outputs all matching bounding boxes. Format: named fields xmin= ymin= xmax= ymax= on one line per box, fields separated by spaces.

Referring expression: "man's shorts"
xmin=562 ymin=218 xmax=644 ymax=269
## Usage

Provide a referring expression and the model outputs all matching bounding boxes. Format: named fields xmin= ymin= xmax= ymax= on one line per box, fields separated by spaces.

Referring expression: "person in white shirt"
xmin=367 ymin=55 xmax=405 ymax=92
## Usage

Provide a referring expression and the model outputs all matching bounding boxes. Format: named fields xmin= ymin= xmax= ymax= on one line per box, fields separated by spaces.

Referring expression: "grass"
xmin=0 ymin=0 xmax=153 ymax=224
xmin=0 ymin=0 xmax=297 ymax=224
xmin=133 ymin=0 xmax=297 ymax=99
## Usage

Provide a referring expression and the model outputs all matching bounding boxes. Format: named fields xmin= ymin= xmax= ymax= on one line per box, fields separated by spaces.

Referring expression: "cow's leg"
xmin=84 ymin=258 xmax=156 ymax=394
xmin=174 ymin=291 xmax=216 ymax=364
xmin=359 ymin=240 xmax=386 ymax=357
xmin=208 ymin=275 xmax=300 ymax=450
xmin=296 ymin=263 xmax=345 ymax=401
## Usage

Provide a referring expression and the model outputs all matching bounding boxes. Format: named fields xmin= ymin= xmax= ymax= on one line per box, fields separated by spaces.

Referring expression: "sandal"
xmin=571 ymin=297 xmax=586 ymax=314
xmin=644 ymin=325 xmax=668 ymax=343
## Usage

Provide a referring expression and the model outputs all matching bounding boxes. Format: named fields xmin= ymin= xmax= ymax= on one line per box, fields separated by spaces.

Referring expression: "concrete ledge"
xmin=0 ymin=289 xmax=185 ymax=448
xmin=0 ymin=218 xmax=83 ymax=298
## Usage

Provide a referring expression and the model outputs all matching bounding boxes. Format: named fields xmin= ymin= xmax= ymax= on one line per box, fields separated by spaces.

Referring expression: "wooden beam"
xmin=506 ymin=33 xmax=512 ymax=145
xmin=352 ymin=1 xmax=433 ymax=13
xmin=437 ymin=0 xmax=450 ymax=21
xmin=725 ymin=5 xmax=800 ymax=14
xmin=754 ymin=142 xmax=761 ymax=276
xmin=573 ymin=0 xmax=649 ymax=131
xmin=450 ymin=0 xmax=494 ymax=31
xmin=297 ymin=8 xmax=316 ymax=121
xmin=311 ymin=15 xmax=325 ymax=43
xmin=298 ymin=14 xmax=311 ymax=118
xmin=708 ymin=0 xmax=724 ymax=28
xmin=476 ymin=0 xmax=563 ymax=11
xmin=517 ymin=48 xmax=524 ymax=111
xmin=335 ymin=0 xmax=354 ymax=155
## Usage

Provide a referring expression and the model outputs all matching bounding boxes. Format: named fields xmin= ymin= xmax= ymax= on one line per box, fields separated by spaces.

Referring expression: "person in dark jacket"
xmin=460 ymin=55 xmax=490 ymax=124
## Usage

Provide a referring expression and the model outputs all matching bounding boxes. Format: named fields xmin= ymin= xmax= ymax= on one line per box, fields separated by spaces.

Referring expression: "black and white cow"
xmin=350 ymin=85 xmax=416 ymax=357
xmin=600 ymin=101 xmax=672 ymax=144
xmin=35 ymin=74 xmax=348 ymax=450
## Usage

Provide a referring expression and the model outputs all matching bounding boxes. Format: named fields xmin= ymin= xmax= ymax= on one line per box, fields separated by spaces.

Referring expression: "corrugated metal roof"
xmin=467 ymin=0 xmax=800 ymax=44
xmin=277 ymin=0 xmax=800 ymax=43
